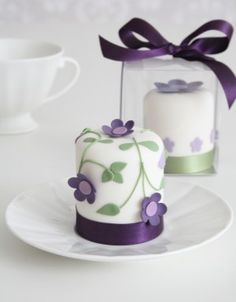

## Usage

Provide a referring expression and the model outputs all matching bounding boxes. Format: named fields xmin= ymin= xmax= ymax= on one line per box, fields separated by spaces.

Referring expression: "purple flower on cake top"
xmin=158 ymin=152 xmax=166 ymax=169
xmin=190 ymin=137 xmax=203 ymax=152
xmin=102 ymin=119 xmax=134 ymax=138
xmin=163 ymin=137 xmax=175 ymax=153
xmin=68 ymin=174 xmax=96 ymax=204
xmin=141 ymin=193 xmax=167 ymax=226
xmin=155 ymin=79 xmax=203 ymax=93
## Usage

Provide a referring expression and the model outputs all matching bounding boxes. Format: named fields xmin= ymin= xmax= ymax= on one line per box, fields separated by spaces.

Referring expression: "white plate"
xmin=5 ymin=178 xmax=233 ymax=262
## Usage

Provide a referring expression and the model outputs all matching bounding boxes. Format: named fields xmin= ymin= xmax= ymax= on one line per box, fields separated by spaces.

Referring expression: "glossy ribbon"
xmin=99 ymin=18 xmax=236 ymax=108
xmin=165 ymin=149 xmax=215 ymax=174
xmin=75 ymin=210 xmax=164 ymax=245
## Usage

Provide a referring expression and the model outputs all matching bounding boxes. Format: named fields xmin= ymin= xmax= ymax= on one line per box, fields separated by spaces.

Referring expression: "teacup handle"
xmin=45 ymin=56 xmax=80 ymax=103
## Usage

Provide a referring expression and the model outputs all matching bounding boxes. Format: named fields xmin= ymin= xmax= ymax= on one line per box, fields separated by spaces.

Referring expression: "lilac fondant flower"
xmin=68 ymin=174 xmax=96 ymax=204
xmin=141 ymin=193 xmax=167 ymax=226
xmin=102 ymin=119 xmax=134 ymax=137
xmin=155 ymin=79 xmax=203 ymax=93
xmin=210 ymin=129 xmax=219 ymax=144
xmin=190 ymin=137 xmax=203 ymax=152
xmin=163 ymin=137 xmax=175 ymax=153
xmin=158 ymin=152 xmax=166 ymax=169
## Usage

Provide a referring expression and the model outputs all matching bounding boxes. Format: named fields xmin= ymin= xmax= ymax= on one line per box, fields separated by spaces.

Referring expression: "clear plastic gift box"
xmin=120 ymin=57 xmax=220 ymax=175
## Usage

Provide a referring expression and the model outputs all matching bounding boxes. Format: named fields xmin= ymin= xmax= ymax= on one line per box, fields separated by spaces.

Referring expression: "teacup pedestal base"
xmin=0 ymin=113 xmax=38 ymax=135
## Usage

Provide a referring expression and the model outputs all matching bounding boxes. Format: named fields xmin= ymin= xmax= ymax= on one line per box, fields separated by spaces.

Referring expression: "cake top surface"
xmin=75 ymin=119 xmax=162 ymax=146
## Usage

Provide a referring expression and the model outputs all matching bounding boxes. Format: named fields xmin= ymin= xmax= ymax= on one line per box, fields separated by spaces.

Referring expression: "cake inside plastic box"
xmin=121 ymin=58 xmax=219 ymax=175
xmin=144 ymin=79 xmax=216 ymax=174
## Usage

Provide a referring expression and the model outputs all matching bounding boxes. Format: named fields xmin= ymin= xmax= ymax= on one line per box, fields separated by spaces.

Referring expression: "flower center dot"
xmin=146 ymin=201 xmax=158 ymax=217
xmin=79 ymin=181 xmax=92 ymax=195
xmin=112 ymin=126 xmax=127 ymax=135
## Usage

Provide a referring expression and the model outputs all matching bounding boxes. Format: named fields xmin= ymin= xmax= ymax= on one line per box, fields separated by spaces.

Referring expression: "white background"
xmin=0 ymin=1 xmax=236 ymax=301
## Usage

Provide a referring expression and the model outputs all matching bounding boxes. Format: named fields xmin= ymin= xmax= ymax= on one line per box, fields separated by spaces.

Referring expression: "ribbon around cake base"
xmin=165 ymin=149 xmax=215 ymax=174
xmin=75 ymin=210 xmax=164 ymax=245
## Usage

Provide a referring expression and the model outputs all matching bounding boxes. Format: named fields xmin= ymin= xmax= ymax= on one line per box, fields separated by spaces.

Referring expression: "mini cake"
xmin=68 ymin=119 xmax=167 ymax=245
xmin=144 ymin=79 xmax=216 ymax=174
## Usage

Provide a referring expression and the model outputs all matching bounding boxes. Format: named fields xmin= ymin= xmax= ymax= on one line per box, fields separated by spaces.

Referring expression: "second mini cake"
xmin=68 ymin=119 xmax=167 ymax=245
xmin=144 ymin=79 xmax=216 ymax=174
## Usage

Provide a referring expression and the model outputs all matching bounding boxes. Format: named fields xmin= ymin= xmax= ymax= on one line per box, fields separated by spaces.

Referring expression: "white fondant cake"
xmin=144 ymin=88 xmax=215 ymax=157
xmin=71 ymin=125 xmax=165 ymax=224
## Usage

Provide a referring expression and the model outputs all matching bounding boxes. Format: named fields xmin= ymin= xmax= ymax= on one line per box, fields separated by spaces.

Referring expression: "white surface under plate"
xmin=5 ymin=178 xmax=233 ymax=262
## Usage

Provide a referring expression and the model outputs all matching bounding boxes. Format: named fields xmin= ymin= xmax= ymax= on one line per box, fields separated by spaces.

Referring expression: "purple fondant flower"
xmin=102 ymin=119 xmax=134 ymax=137
xmin=210 ymin=129 xmax=219 ymax=144
xmin=68 ymin=174 xmax=96 ymax=204
xmin=163 ymin=137 xmax=175 ymax=153
xmin=190 ymin=137 xmax=203 ymax=152
xmin=155 ymin=79 xmax=203 ymax=93
xmin=158 ymin=152 xmax=166 ymax=169
xmin=141 ymin=193 xmax=167 ymax=226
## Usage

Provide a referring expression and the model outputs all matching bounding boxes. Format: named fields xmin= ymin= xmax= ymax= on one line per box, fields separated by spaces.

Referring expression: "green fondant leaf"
xmin=97 ymin=203 xmax=120 ymax=216
xmin=119 ymin=143 xmax=134 ymax=151
xmin=110 ymin=161 xmax=127 ymax=172
xmin=113 ymin=173 xmax=123 ymax=183
xmin=99 ymin=139 xmax=113 ymax=144
xmin=83 ymin=137 xmax=96 ymax=143
xmin=139 ymin=141 xmax=159 ymax=151
xmin=102 ymin=169 xmax=113 ymax=182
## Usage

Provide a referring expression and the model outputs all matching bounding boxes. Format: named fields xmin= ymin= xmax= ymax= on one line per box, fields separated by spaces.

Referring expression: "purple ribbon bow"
xmin=99 ymin=18 xmax=236 ymax=108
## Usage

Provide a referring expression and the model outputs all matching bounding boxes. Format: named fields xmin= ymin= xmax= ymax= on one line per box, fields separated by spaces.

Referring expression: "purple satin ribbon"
xmin=75 ymin=210 xmax=164 ymax=245
xmin=99 ymin=18 xmax=236 ymax=109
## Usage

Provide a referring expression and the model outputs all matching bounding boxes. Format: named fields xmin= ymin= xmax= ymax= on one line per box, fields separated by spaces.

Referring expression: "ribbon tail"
xmin=202 ymin=59 xmax=236 ymax=109
xmin=99 ymin=35 xmax=137 ymax=61
xmin=99 ymin=35 xmax=170 ymax=61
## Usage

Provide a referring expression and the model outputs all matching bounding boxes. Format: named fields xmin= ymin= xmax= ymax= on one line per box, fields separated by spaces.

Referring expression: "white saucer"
xmin=5 ymin=178 xmax=233 ymax=262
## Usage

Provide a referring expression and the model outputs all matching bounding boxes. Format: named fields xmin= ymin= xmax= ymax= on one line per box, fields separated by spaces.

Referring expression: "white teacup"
xmin=0 ymin=39 xmax=80 ymax=134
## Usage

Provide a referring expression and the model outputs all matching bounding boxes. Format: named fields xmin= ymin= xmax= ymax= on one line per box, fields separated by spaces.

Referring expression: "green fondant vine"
xmin=96 ymin=137 xmax=163 ymax=216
